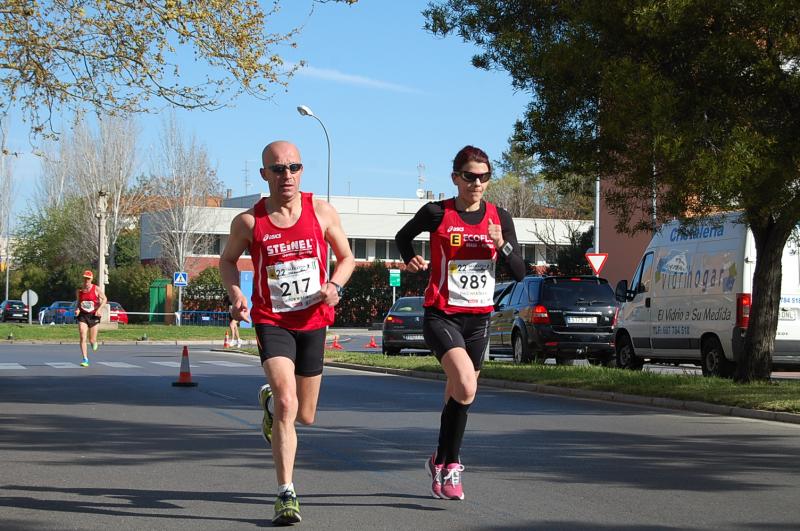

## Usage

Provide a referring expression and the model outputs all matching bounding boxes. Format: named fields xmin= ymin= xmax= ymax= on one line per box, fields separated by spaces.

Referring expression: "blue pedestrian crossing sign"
xmin=173 ymin=271 xmax=188 ymax=287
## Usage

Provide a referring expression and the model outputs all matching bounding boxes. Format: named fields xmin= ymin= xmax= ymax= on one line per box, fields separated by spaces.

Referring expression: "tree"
xmin=184 ymin=266 xmax=225 ymax=311
xmin=143 ymin=115 xmax=221 ymax=276
xmin=556 ymin=228 xmax=593 ymax=276
xmin=425 ymin=1 xmax=800 ymax=382
xmin=1 ymin=0 xmax=357 ymax=137
xmin=108 ymin=263 xmax=164 ymax=317
xmin=488 ymin=138 xmax=594 ymax=219
xmin=36 ymin=114 xmax=143 ymax=267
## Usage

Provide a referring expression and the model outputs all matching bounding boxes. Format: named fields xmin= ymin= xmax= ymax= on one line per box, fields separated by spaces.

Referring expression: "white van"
xmin=614 ymin=212 xmax=800 ymax=376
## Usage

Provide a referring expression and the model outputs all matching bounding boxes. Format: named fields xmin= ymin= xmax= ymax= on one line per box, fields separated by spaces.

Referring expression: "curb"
xmin=325 ymin=361 xmax=800 ymax=426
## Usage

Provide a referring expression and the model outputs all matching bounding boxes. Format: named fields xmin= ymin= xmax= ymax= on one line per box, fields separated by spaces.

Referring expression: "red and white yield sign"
xmin=585 ymin=253 xmax=608 ymax=276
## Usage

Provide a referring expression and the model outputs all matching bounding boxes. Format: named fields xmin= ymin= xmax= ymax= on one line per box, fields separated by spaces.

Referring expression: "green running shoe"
xmin=80 ymin=358 xmax=89 ymax=367
xmin=272 ymin=490 xmax=301 ymax=525
xmin=258 ymin=384 xmax=273 ymax=445
xmin=91 ymin=342 xmax=99 ymax=352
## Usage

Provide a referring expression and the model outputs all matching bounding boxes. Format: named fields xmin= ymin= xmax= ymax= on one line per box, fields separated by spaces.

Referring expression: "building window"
xmin=413 ymin=241 xmax=425 ymax=259
xmin=375 ymin=239 xmax=387 ymax=260
xmin=545 ymin=245 xmax=557 ymax=264
xmin=352 ymin=238 xmax=367 ymax=260
xmin=522 ymin=244 xmax=536 ymax=262
xmin=388 ymin=240 xmax=401 ymax=260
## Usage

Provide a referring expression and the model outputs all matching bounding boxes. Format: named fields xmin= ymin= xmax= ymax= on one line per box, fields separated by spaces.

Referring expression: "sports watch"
xmin=330 ymin=281 xmax=343 ymax=297
xmin=500 ymin=241 xmax=513 ymax=257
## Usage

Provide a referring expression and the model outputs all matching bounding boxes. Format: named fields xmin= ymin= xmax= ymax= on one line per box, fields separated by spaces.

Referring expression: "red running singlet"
xmin=424 ymin=199 xmax=499 ymax=314
xmin=249 ymin=192 xmax=333 ymax=330
xmin=78 ymin=284 xmax=99 ymax=314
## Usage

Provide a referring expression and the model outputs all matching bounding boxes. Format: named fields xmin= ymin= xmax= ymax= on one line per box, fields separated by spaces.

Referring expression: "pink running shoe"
xmin=441 ymin=462 xmax=465 ymax=500
xmin=426 ymin=453 xmax=444 ymax=499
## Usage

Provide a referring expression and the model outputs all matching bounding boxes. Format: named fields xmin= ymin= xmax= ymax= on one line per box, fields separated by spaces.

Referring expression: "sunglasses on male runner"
xmin=454 ymin=170 xmax=491 ymax=183
xmin=268 ymin=163 xmax=303 ymax=174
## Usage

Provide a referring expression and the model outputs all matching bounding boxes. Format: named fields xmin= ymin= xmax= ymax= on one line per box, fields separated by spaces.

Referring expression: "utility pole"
xmin=97 ymin=190 xmax=110 ymax=321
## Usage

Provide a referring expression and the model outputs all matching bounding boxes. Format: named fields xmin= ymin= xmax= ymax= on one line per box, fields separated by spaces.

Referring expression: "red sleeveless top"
xmin=424 ymin=199 xmax=499 ymax=314
xmin=78 ymin=284 xmax=100 ymax=314
xmin=249 ymin=192 xmax=333 ymax=330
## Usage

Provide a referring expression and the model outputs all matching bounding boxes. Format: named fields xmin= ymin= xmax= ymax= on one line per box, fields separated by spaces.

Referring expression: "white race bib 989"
xmin=267 ymin=258 xmax=323 ymax=313
xmin=80 ymin=300 xmax=95 ymax=312
xmin=447 ymin=259 xmax=495 ymax=307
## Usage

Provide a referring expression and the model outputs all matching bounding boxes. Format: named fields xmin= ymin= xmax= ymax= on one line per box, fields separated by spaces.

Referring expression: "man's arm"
xmin=316 ymin=199 xmax=355 ymax=307
xmin=95 ymin=286 xmax=108 ymax=314
xmin=220 ymin=210 xmax=255 ymax=322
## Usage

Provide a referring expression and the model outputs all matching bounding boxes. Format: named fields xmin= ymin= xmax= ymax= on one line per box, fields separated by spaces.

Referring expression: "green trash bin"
xmin=149 ymin=278 xmax=171 ymax=323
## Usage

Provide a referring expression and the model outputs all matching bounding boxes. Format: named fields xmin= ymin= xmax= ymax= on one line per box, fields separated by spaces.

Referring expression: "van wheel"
xmin=616 ymin=334 xmax=643 ymax=370
xmin=701 ymin=338 xmax=734 ymax=378
xmin=382 ymin=347 xmax=400 ymax=356
xmin=512 ymin=330 xmax=532 ymax=364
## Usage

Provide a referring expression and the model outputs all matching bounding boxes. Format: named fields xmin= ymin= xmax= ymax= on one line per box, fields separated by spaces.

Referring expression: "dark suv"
xmin=489 ymin=276 xmax=618 ymax=365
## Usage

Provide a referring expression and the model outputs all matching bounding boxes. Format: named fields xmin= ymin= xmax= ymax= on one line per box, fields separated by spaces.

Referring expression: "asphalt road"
xmin=2 ymin=343 xmax=800 ymax=530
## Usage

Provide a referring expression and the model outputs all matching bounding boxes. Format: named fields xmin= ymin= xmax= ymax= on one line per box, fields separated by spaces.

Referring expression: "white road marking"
xmin=96 ymin=362 xmax=140 ymax=368
xmin=151 ymin=361 xmax=181 ymax=367
xmin=46 ymin=362 xmax=81 ymax=369
xmin=0 ymin=363 xmax=25 ymax=370
xmin=197 ymin=360 xmax=252 ymax=367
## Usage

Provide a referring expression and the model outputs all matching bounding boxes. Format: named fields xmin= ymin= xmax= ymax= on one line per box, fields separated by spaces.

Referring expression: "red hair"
xmin=452 ymin=145 xmax=491 ymax=174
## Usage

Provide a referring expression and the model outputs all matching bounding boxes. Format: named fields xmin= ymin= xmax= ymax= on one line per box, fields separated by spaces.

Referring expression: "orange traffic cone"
xmin=172 ymin=345 xmax=198 ymax=387
xmin=330 ymin=335 xmax=344 ymax=350
xmin=364 ymin=336 xmax=378 ymax=348
xmin=224 ymin=331 xmax=230 ymax=348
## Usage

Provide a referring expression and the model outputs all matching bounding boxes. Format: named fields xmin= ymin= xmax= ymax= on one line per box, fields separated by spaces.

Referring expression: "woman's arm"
xmin=395 ymin=202 xmax=444 ymax=270
xmin=496 ymin=208 xmax=527 ymax=281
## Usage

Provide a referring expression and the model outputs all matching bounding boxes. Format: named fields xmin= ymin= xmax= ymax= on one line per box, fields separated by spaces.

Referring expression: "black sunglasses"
xmin=454 ymin=170 xmax=491 ymax=183
xmin=268 ymin=163 xmax=303 ymax=174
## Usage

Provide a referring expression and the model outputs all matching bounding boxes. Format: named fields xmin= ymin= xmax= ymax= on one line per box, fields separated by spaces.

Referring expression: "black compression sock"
xmin=436 ymin=397 xmax=471 ymax=465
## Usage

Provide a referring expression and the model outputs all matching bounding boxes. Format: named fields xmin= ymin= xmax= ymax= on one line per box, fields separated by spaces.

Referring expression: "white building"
xmin=140 ymin=193 xmax=591 ymax=277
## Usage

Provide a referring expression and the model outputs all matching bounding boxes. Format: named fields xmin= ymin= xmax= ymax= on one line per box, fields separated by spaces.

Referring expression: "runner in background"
xmin=75 ymin=270 xmax=107 ymax=367
xmin=220 ymin=140 xmax=355 ymax=525
xmin=223 ymin=293 xmax=242 ymax=347
xmin=395 ymin=145 xmax=526 ymax=500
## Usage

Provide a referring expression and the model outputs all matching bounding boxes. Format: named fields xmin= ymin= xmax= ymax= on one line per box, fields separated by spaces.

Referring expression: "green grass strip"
xmin=324 ymin=351 xmax=800 ymax=414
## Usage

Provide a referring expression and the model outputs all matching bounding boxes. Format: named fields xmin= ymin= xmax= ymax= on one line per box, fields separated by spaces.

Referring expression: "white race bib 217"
xmin=267 ymin=257 xmax=323 ymax=313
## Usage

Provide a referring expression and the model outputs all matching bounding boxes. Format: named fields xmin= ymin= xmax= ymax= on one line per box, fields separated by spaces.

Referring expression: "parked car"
xmin=41 ymin=301 xmax=75 ymax=324
xmin=62 ymin=301 xmax=79 ymax=325
xmin=0 ymin=300 xmax=30 ymax=322
xmin=381 ymin=296 xmax=426 ymax=355
xmin=489 ymin=275 xmax=618 ymax=365
xmin=108 ymin=302 xmax=129 ymax=324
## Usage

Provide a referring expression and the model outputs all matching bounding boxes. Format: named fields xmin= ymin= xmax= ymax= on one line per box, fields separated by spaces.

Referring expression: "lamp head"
xmin=297 ymin=105 xmax=314 ymax=117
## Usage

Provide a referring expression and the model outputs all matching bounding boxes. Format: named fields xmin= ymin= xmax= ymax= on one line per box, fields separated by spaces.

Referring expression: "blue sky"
xmin=7 ymin=1 xmax=529 ymax=221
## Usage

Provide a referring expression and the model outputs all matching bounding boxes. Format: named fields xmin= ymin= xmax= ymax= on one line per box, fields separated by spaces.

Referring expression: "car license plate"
xmin=12 ymin=313 xmax=22 ymax=317
xmin=404 ymin=334 xmax=424 ymax=341
xmin=567 ymin=316 xmax=596 ymax=324
xmin=780 ymin=309 xmax=796 ymax=320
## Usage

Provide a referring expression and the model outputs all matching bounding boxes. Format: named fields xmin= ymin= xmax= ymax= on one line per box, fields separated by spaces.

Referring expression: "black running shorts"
xmin=422 ymin=307 xmax=491 ymax=371
xmin=254 ymin=324 xmax=326 ymax=376
xmin=76 ymin=312 xmax=101 ymax=327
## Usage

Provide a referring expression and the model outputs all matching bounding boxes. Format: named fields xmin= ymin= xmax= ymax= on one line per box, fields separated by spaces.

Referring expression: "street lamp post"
xmin=96 ymin=190 xmax=110 ymax=322
xmin=297 ymin=105 xmax=332 ymax=277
